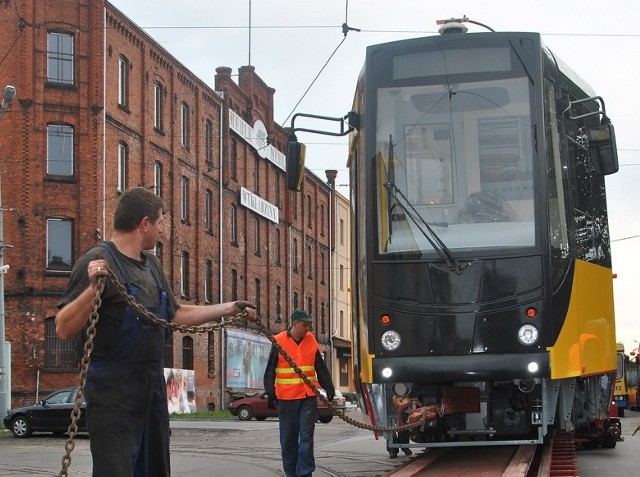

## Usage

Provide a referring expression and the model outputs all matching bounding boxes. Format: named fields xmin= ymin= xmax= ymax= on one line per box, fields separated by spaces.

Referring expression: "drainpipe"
xmin=102 ymin=6 xmax=107 ymax=234
xmin=325 ymin=170 xmax=338 ymax=382
xmin=218 ymin=99 xmax=225 ymax=410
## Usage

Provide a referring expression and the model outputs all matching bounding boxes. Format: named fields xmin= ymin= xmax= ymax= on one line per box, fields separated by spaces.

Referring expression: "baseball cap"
xmin=290 ymin=309 xmax=312 ymax=322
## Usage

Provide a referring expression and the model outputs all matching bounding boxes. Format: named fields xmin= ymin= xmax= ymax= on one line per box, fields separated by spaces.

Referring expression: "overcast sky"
xmin=108 ymin=0 xmax=640 ymax=355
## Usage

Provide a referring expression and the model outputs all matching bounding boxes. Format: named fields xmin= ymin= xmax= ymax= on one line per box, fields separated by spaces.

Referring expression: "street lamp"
xmin=0 ymin=85 xmax=15 ymax=118
xmin=0 ymin=84 xmax=15 ymax=414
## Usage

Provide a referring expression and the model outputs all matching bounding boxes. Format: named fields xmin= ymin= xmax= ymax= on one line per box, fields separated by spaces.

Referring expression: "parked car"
xmin=3 ymin=387 xmax=87 ymax=438
xmin=229 ymin=390 xmax=346 ymax=423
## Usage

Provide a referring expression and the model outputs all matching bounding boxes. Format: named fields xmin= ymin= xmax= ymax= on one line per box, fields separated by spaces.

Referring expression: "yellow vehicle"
xmin=286 ymin=17 xmax=621 ymax=450
xmin=613 ymin=343 xmax=629 ymax=416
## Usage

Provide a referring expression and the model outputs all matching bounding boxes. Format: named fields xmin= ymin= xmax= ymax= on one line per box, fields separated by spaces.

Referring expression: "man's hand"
xmin=326 ymin=391 xmax=335 ymax=402
xmin=233 ymin=301 xmax=258 ymax=322
xmin=266 ymin=394 xmax=277 ymax=409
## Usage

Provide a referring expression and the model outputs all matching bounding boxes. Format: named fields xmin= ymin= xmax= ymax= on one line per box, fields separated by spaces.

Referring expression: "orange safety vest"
xmin=274 ymin=331 xmax=319 ymax=400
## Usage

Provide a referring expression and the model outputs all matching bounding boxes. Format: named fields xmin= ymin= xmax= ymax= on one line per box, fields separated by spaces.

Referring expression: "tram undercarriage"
xmin=367 ymin=374 xmax=621 ymax=452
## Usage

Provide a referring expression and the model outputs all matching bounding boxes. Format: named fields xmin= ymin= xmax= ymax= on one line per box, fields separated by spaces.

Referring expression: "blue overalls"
xmin=85 ymin=243 xmax=172 ymax=477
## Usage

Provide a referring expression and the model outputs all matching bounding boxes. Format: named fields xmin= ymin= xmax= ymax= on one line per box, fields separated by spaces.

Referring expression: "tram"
xmin=614 ymin=343 xmax=630 ymax=416
xmin=286 ymin=18 xmax=621 ymax=450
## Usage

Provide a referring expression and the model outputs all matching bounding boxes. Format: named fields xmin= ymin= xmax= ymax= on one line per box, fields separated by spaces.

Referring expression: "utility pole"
xmin=0 ymin=84 xmax=16 ymax=414
xmin=0 ymin=176 xmax=10 ymax=414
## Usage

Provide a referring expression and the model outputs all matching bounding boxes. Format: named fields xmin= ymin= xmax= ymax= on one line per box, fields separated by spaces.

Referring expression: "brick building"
xmin=0 ymin=0 xmax=334 ymax=411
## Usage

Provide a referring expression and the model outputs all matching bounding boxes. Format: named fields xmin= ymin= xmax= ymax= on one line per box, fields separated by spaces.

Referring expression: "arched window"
xmin=182 ymin=336 xmax=194 ymax=370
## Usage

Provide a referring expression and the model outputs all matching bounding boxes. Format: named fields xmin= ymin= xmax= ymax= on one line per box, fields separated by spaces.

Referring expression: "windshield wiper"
xmin=384 ymin=182 xmax=467 ymax=274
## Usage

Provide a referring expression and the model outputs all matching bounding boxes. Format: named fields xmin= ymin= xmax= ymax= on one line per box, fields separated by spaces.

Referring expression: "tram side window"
xmin=544 ymin=80 xmax=570 ymax=288
xmin=565 ymin=97 xmax=611 ymax=267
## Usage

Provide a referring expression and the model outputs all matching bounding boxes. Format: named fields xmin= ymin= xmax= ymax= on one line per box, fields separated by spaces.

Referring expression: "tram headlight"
xmin=517 ymin=324 xmax=539 ymax=345
xmin=381 ymin=330 xmax=401 ymax=351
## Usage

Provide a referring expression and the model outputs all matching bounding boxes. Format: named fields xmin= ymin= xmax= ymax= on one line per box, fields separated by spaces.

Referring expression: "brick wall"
xmin=0 ymin=0 xmax=333 ymax=409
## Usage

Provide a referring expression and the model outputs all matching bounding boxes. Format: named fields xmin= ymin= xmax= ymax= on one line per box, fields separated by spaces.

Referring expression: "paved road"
xmin=577 ymin=409 xmax=640 ymax=476
xmin=1 ymin=409 xmax=639 ymax=476
xmin=0 ymin=410 xmax=406 ymax=476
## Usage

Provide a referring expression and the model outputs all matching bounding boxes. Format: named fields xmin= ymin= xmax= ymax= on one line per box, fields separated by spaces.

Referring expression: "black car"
xmin=3 ymin=387 xmax=87 ymax=438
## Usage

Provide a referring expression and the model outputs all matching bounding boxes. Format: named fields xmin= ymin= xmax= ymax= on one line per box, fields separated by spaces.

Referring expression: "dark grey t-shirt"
xmin=57 ymin=242 xmax=179 ymax=362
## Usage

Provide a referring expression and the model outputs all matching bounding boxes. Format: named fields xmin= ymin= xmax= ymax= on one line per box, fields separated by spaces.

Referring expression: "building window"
xmin=254 ymin=156 xmax=260 ymax=194
xmin=339 ymin=310 xmax=344 ymax=337
xmin=230 ymin=205 xmax=237 ymax=244
xmin=207 ymin=333 xmax=215 ymax=377
xmin=340 ymin=219 xmax=345 ymax=245
xmin=255 ymin=278 xmax=261 ymax=317
xmin=154 ymin=161 xmax=163 ymax=197
xmin=307 ymin=245 xmax=313 ymax=279
xmin=181 ymin=176 xmax=190 ymax=223
xmin=154 ymin=82 xmax=163 ymax=131
xmin=340 ymin=264 xmax=344 ymax=291
xmin=164 ymin=333 xmax=174 ymax=368
xmin=205 ymin=119 xmax=213 ymax=167
xmin=275 ymin=286 xmax=282 ymax=322
xmin=182 ymin=336 xmax=194 ymax=370
xmin=320 ymin=253 xmax=325 ymax=284
xmin=205 ymin=259 xmax=213 ymax=304
xmin=117 ymin=142 xmax=127 ymax=192
xmin=205 ymin=189 xmax=213 ymax=232
xmin=118 ymin=55 xmax=129 ymax=108
xmin=293 ymin=194 xmax=298 ymax=220
xmin=231 ymin=269 xmax=238 ymax=301
xmin=47 ymin=124 xmax=74 ymax=176
xmin=181 ymin=102 xmax=190 ymax=148
xmin=293 ymin=292 xmax=299 ymax=311
xmin=47 ymin=218 xmax=72 ymax=271
xmin=320 ymin=204 xmax=325 ymax=235
xmin=275 ymin=229 xmax=281 ymax=265
xmin=321 ymin=302 xmax=326 ymax=334
xmin=181 ymin=251 xmax=190 ymax=297
xmin=230 ymin=139 xmax=238 ymax=180
xmin=307 ymin=297 xmax=313 ymax=319
xmin=155 ymin=241 xmax=163 ymax=268
xmin=47 ymin=31 xmax=74 ymax=85
xmin=44 ymin=317 xmax=78 ymax=368
xmin=293 ymin=238 xmax=298 ymax=273
xmin=307 ymin=194 xmax=312 ymax=228
xmin=254 ymin=217 xmax=260 ymax=255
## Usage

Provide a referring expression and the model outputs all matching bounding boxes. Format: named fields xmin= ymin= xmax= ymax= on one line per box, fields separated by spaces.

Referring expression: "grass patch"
xmin=169 ymin=409 xmax=233 ymax=420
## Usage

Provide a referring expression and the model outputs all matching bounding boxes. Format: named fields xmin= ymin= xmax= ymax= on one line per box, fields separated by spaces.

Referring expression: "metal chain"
xmin=59 ymin=270 xmax=249 ymax=476
xmin=60 ymin=268 xmax=429 ymax=475
xmin=252 ymin=319 xmax=429 ymax=433
xmin=59 ymin=276 xmax=105 ymax=477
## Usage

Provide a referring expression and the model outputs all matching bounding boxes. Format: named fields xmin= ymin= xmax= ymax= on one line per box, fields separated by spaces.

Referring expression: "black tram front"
xmin=345 ymin=28 xmax=618 ymax=448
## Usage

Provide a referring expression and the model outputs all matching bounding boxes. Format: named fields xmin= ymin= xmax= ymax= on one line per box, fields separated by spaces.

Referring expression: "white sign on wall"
xmin=240 ymin=187 xmax=279 ymax=224
xmin=229 ymin=109 xmax=286 ymax=171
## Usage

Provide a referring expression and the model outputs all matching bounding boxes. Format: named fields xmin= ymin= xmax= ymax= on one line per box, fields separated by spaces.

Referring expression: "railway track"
xmin=386 ymin=432 xmax=579 ymax=477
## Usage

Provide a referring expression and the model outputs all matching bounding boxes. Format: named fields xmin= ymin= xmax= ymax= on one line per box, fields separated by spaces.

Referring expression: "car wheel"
xmin=11 ymin=415 xmax=32 ymax=438
xmin=318 ymin=415 xmax=333 ymax=424
xmin=237 ymin=405 xmax=254 ymax=421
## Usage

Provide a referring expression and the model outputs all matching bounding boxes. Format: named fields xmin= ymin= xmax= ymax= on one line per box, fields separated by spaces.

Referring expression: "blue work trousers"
xmin=277 ymin=396 xmax=317 ymax=477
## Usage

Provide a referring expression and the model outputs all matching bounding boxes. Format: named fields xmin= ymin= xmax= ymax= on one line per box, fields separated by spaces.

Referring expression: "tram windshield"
xmin=376 ymin=49 xmax=536 ymax=258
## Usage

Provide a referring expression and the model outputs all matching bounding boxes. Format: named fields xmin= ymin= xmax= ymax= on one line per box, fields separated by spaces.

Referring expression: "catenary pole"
xmin=0 ymin=85 xmax=16 ymax=413
xmin=0 ymin=175 xmax=10 ymax=414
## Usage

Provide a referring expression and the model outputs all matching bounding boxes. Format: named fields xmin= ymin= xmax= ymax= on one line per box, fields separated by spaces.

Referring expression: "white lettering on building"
xmin=229 ymin=110 xmax=286 ymax=171
xmin=240 ymin=187 xmax=279 ymax=224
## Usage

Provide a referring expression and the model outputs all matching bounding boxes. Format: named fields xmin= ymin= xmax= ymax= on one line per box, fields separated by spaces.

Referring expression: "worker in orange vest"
xmin=264 ymin=309 xmax=335 ymax=477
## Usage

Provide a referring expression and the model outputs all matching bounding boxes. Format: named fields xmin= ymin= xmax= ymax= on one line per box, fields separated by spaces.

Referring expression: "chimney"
xmin=325 ymin=170 xmax=338 ymax=189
